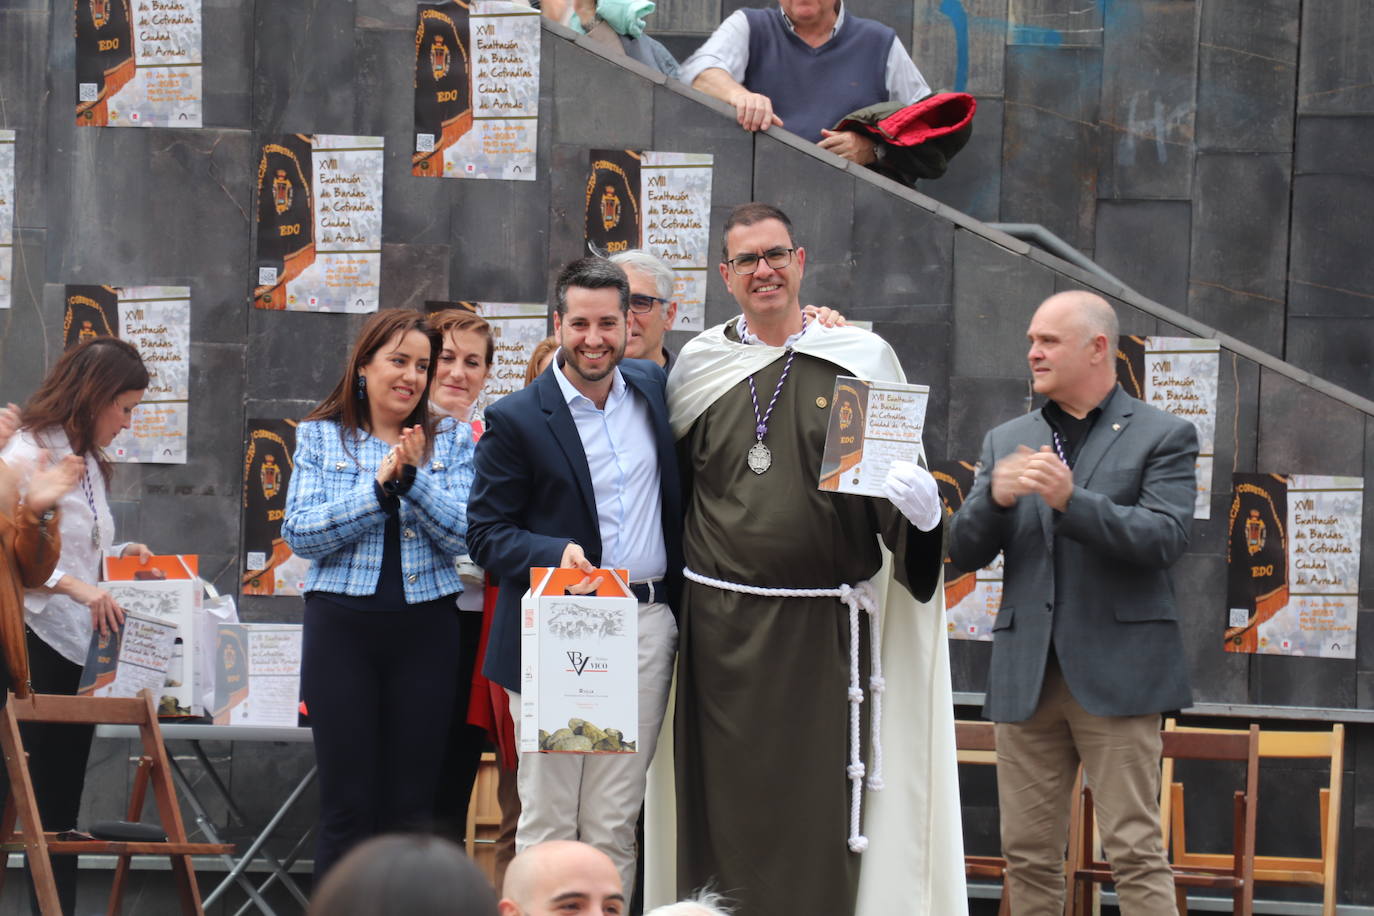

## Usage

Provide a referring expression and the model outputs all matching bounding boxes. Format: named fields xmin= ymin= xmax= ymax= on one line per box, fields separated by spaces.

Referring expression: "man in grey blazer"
xmin=948 ymin=290 xmax=1199 ymax=914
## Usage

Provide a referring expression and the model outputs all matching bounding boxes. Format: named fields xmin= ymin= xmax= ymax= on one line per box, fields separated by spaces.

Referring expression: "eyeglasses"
xmin=629 ymin=293 xmax=669 ymax=314
xmin=724 ymin=247 xmax=796 ymax=275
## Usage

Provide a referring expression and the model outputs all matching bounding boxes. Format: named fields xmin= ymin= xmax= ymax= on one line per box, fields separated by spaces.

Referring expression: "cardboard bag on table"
xmin=520 ymin=567 xmax=638 ymax=754
xmin=99 ymin=554 xmax=206 ymax=716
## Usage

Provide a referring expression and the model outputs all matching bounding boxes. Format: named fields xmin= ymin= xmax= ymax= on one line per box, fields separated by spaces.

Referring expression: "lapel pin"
xmin=1112 ymin=423 xmax=1121 ymax=431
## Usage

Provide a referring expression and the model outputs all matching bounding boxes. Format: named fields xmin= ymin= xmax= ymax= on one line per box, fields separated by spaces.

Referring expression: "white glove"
xmin=883 ymin=459 xmax=942 ymax=532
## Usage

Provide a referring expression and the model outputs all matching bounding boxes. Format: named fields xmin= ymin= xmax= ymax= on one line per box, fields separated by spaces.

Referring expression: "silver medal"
xmin=747 ymin=440 xmax=772 ymax=475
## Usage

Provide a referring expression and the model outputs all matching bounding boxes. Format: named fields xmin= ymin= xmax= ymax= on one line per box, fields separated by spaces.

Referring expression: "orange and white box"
xmin=520 ymin=567 xmax=638 ymax=754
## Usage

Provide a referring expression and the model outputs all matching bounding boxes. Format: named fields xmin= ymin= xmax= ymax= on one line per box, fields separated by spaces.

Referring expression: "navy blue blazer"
xmin=467 ymin=358 xmax=684 ymax=693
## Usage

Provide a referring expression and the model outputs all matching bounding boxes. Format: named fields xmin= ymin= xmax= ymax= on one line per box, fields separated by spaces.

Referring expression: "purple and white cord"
xmin=744 ymin=315 xmax=807 ymax=474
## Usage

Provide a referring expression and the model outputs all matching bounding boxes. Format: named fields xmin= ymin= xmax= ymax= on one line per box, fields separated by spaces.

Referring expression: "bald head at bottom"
xmin=499 ymin=841 xmax=624 ymax=916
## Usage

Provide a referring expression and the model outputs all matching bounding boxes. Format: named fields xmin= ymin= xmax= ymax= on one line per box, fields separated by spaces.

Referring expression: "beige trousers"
xmin=508 ymin=601 xmax=677 ymax=901
xmin=996 ymin=659 xmax=1176 ymax=915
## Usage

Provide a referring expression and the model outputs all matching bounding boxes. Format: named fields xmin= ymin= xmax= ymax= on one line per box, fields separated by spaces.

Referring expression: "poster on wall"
xmin=585 ymin=149 xmax=713 ymax=331
xmin=75 ymin=0 xmax=202 ymax=128
xmin=932 ymin=460 xmax=1002 ymax=640
xmin=1224 ymin=473 xmax=1363 ymax=659
xmin=253 ymin=134 xmax=384 ymax=312
xmin=1117 ymin=335 xmax=1219 ymax=519
xmin=241 ymin=419 xmax=310 ymax=597
xmin=0 ymin=130 xmax=12 ymax=310
xmin=412 ymin=0 xmax=540 ymax=180
xmin=425 ymin=300 xmax=548 ymax=414
xmin=63 ymin=285 xmax=190 ymax=463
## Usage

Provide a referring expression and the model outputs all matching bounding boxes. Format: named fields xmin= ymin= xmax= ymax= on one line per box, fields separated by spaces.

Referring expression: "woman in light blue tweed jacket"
xmin=282 ymin=309 xmax=475 ymax=882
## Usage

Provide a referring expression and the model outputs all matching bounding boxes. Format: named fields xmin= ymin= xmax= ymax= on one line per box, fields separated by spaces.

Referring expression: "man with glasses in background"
xmin=610 ymin=250 xmax=681 ymax=370
xmin=664 ymin=202 xmax=962 ymax=916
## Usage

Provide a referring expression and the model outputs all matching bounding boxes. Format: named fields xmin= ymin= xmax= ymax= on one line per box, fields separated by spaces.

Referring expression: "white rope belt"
xmin=683 ymin=566 xmax=884 ymax=853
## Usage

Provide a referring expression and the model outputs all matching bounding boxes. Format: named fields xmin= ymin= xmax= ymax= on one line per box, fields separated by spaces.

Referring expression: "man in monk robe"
xmin=665 ymin=203 xmax=965 ymax=916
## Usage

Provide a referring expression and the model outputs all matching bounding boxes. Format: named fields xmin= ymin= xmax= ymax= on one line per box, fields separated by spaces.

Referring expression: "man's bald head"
xmin=1036 ymin=290 xmax=1119 ymax=346
xmin=499 ymin=841 xmax=624 ymax=916
xmin=1026 ymin=290 xmax=1120 ymax=415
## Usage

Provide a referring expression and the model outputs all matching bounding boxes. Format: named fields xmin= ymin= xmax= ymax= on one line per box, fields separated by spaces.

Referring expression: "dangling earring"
xmin=356 ymin=375 xmax=367 ymax=400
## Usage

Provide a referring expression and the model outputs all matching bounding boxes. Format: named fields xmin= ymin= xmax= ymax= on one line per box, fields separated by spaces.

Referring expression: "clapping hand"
xmin=990 ymin=445 xmax=1036 ymax=508
xmin=1018 ymin=446 xmax=1073 ymax=512
xmin=0 ymin=403 xmax=20 ymax=452
xmin=376 ymin=425 xmax=426 ymax=485
xmin=25 ymin=452 xmax=85 ymax=514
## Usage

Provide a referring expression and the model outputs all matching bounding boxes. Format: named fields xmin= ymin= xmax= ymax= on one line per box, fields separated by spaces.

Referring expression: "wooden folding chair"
xmin=0 ymin=689 xmax=233 ymax=915
xmin=1163 ymin=720 xmax=1343 ymax=916
xmin=465 ymin=751 xmax=502 ymax=885
xmin=1071 ymin=724 xmax=1259 ymax=916
xmin=956 ymin=721 xmax=1089 ymax=916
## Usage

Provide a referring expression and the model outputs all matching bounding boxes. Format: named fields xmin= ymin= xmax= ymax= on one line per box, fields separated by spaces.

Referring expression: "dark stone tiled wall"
xmin=3 ymin=1 xmax=1374 ymax=908
xmin=651 ymin=0 xmax=1374 ymax=403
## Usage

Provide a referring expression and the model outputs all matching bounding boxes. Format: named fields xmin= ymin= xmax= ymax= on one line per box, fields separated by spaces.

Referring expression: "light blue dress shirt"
xmin=552 ymin=357 xmax=667 ymax=583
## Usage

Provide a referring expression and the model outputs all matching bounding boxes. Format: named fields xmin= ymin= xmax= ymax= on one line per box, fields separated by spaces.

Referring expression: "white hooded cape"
xmin=645 ymin=318 xmax=967 ymax=915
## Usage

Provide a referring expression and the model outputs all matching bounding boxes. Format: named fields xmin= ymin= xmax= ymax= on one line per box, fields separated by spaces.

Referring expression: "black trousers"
xmin=16 ymin=630 xmax=92 ymax=915
xmin=431 ymin=610 xmax=486 ymax=845
xmin=301 ymin=597 xmax=463 ymax=883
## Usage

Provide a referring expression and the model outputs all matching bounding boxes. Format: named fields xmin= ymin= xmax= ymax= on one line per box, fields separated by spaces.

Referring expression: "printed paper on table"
xmin=77 ymin=612 xmax=179 ymax=701
xmin=97 ymin=576 xmax=203 ymax=715
xmin=212 ymin=624 xmax=303 ymax=728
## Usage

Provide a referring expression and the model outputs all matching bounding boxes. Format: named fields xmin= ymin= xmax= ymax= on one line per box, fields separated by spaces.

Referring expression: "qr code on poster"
xmin=416 ymin=133 xmax=435 ymax=153
xmin=1228 ymin=608 xmax=1250 ymax=628
xmin=79 ymin=83 xmax=98 ymax=102
xmin=246 ymin=551 xmax=266 ymax=571
xmin=258 ymin=267 xmax=278 ymax=285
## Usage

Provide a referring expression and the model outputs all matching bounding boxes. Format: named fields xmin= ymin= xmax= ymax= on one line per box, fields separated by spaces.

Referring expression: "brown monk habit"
xmin=673 ymin=334 xmax=943 ymax=916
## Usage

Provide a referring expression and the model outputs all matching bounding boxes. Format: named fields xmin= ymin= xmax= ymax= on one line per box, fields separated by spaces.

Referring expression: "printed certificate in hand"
xmin=818 ymin=376 xmax=928 ymax=497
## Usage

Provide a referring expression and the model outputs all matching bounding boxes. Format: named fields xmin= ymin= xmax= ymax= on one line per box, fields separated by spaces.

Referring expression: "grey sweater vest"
xmin=742 ymin=7 xmax=893 ymax=142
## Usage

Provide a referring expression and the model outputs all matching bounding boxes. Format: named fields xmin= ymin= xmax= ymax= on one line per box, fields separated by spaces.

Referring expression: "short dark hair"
xmin=306 ymin=834 xmax=499 ymax=916
xmin=720 ymin=202 xmax=796 ymax=261
xmin=553 ymin=256 xmax=630 ymax=316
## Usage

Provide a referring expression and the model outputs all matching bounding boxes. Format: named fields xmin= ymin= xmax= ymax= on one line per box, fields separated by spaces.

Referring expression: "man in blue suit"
xmin=467 ymin=256 xmax=682 ymax=901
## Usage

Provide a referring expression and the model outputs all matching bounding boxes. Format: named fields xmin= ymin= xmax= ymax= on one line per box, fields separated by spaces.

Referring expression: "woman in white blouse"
xmin=0 ymin=337 xmax=154 ymax=913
